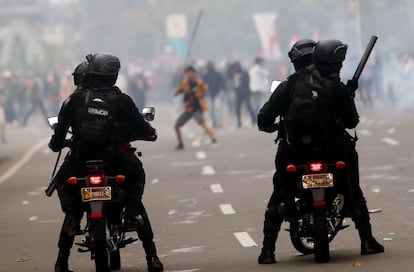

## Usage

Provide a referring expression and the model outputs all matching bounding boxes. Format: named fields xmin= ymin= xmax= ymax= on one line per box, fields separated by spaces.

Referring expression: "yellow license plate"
xmin=302 ymin=173 xmax=334 ymax=189
xmin=81 ymin=187 xmax=112 ymax=202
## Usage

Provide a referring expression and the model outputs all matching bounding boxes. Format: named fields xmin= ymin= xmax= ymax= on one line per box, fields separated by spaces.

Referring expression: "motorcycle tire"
xmin=110 ymin=249 xmax=121 ymax=270
xmin=313 ymin=206 xmax=330 ymax=263
xmin=289 ymin=220 xmax=314 ymax=255
xmin=93 ymin=218 xmax=111 ymax=272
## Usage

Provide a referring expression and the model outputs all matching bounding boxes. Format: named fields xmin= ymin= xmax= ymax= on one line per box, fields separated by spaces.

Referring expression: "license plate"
xmin=302 ymin=173 xmax=334 ymax=189
xmin=81 ymin=187 xmax=112 ymax=202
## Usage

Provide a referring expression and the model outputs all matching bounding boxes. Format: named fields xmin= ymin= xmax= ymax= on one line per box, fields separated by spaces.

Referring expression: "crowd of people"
xmin=1 ymin=50 xmax=413 ymax=145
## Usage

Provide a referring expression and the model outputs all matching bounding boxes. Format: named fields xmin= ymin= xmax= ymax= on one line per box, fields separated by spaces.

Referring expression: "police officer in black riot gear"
xmin=257 ymin=39 xmax=383 ymax=265
xmin=49 ymin=53 xmax=163 ymax=272
xmin=312 ymin=40 xmax=383 ymax=255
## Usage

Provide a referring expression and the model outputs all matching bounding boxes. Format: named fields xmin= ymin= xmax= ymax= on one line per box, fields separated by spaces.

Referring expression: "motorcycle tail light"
xmin=309 ymin=162 xmax=323 ymax=172
xmin=67 ymin=177 xmax=78 ymax=185
xmin=89 ymin=175 xmax=103 ymax=185
xmin=116 ymin=175 xmax=126 ymax=183
xmin=335 ymin=161 xmax=347 ymax=169
xmin=286 ymin=164 xmax=297 ymax=173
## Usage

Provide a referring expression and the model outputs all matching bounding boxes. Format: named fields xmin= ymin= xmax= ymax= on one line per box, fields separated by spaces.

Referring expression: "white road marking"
xmin=196 ymin=151 xmax=207 ymax=160
xmin=36 ymin=219 xmax=60 ymax=224
xmin=381 ymin=137 xmax=400 ymax=146
xmin=170 ymin=246 xmax=206 ymax=254
xmin=210 ymin=184 xmax=223 ymax=193
xmin=169 ymin=269 xmax=201 ymax=272
xmin=358 ymin=129 xmax=372 ymax=136
xmin=151 ymin=178 xmax=159 ymax=184
xmin=0 ymin=137 xmax=49 ymax=184
xmin=220 ymin=204 xmax=236 ymax=215
xmin=29 ymin=216 xmax=39 ymax=221
xmin=21 ymin=201 xmax=29 ymax=205
xmin=368 ymin=208 xmax=382 ymax=213
xmin=370 ymin=185 xmax=381 ymax=193
xmin=202 ymin=165 xmax=216 ymax=176
xmin=26 ymin=191 xmax=41 ymax=196
xmin=408 ymin=189 xmax=414 ymax=193
xmin=234 ymin=232 xmax=257 ymax=247
xmin=388 ymin=127 xmax=396 ymax=134
xmin=225 ymin=169 xmax=257 ymax=175
xmin=27 ymin=191 xmax=42 ymax=196
xmin=172 ymin=161 xmax=206 ymax=167
xmin=191 ymin=139 xmax=201 ymax=147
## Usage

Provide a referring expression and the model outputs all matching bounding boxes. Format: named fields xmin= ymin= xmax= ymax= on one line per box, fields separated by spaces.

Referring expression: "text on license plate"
xmin=302 ymin=173 xmax=334 ymax=189
xmin=81 ymin=187 xmax=112 ymax=202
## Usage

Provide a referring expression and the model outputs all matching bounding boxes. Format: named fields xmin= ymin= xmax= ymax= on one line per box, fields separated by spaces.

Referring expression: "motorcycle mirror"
xmin=142 ymin=107 xmax=155 ymax=122
xmin=270 ymin=80 xmax=281 ymax=93
xmin=47 ymin=116 xmax=58 ymax=129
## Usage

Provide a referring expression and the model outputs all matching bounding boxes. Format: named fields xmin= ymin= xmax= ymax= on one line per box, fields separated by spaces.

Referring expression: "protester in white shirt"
xmin=249 ymin=57 xmax=269 ymax=115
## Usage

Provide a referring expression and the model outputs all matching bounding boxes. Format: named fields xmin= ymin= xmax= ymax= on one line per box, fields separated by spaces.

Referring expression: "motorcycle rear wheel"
xmin=110 ymin=249 xmax=121 ymax=270
xmin=93 ymin=218 xmax=111 ymax=272
xmin=290 ymin=220 xmax=314 ymax=255
xmin=313 ymin=206 xmax=330 ymax=263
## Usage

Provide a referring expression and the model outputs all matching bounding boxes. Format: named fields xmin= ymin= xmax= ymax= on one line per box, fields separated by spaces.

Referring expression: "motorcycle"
xmin=47 ymin=107 xmax=156 ymax=272
xmin=281 ymin=148 xmax=351 ymax=263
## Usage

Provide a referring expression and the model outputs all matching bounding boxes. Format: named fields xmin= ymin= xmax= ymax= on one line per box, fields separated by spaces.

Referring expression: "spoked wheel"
xmin=290 ymin=220 xmax=314 ymax=255
xmin=313 ymin=206 xmax=330 ymax=263
xmin=110 ymin=250 xmax=121 ymax=270
xmin=93 ymin=218 xmax=111 ymax=272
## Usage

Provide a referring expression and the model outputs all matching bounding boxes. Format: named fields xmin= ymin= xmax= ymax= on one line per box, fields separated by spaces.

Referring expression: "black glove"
xmin=259 ymin=123 xmax=279 ymax=133
xmin=148 ymin=129 xmax=157 ymax=141
xmin=347 ymin=79 xmax=358 ymax=98
xmin=48 ymin=135 xmax=60 ymax=152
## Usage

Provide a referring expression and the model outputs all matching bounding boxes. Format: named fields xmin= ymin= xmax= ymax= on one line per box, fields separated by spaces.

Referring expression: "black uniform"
xmin=50 ymin=86 xmax=157 ymax=257
xmin=258 ymin=67 xmax=374 ymax=244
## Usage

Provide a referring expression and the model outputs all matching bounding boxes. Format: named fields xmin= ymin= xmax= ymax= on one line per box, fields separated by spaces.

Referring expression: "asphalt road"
xmin=0 ymin=104 xmax=413 ymax=272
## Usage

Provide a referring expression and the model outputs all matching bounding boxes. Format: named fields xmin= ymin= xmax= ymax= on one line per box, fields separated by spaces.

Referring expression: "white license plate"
xmin=302 ymin=173 xmax=334 ymax=189
xmin=81 ymin=186 xmax=112 ymax=202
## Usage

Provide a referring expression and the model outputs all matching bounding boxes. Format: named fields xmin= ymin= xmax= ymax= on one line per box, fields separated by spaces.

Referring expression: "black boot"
xmin=258 ymin=234 xmax=277 ymax=264
xmin=62 ymin=211 xmax=80 ymax=237
xmin=125 ymin=214 xmax=144 ymax=232
xmin=358 ymin=225 xmax=384 ymax=255
xmin=143 ymin=241 xmax=164 ymax=272
xmin=361 ymin=238 xmax=384 ymax=255
xmin=54 ymin=249 xmax=74 ymax=272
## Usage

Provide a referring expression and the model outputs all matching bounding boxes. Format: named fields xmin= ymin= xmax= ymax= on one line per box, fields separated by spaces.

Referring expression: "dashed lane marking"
xmin=0 ymin=137 xmax=49 ymax=184
xmin=196 ymin=151 xmax=207 ymax=160
xmin=381 ymin=137 xmax=400 ymax=146
xmin=220 ymin=204 xmax=236 ymax=215
xmin=210 ymin=184 xmax=223 ymax=193
xmin=358 ymin=129 xmax=372 ymax=136
xmin=202 ymin=165 xmax=216 ymax=176
xmin=191 ymin=140 xmax=201 ymax=147
xmin=234 ymin=232 xmax=257 ymax=247
xmin=151 ymin=178 xmax=159 ymax=184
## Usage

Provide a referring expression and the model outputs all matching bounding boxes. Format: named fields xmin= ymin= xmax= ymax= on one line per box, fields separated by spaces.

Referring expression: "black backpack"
xmin=77 ymin=90 xmax=118 ymax=147
xmin=284 ymin=66 xmax=337 ymax=146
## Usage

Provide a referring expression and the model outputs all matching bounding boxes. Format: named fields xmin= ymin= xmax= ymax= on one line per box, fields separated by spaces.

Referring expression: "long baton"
xmin=352 ymin=35 xmax=378 ymax=82
xmin=45 ymin=149 xmax=62 ymax=197
xmin=184 ymin=10 xmax=203 ymax=66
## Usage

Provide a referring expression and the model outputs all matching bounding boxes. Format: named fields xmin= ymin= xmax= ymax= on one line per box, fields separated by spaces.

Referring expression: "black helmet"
xmin=72 ymin=61 xmax=88 ymax=86
xmin=313 ymin=39 xmax=348 ymax=64
xmin=86 ymin=53 xmax=121 ymax=76
xmin=85 ymin=53 xmax=120 ymax=87
xmin=288 ymin=39 xmax=316 ymax=63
